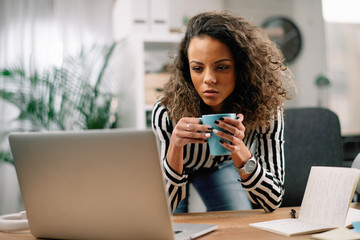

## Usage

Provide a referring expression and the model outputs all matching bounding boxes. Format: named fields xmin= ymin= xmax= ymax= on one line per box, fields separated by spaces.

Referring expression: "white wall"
xmin=168 ymin=0 xmax=224 ymax=30
xmin=224 ymin=0 xmax=294 ymax=25
xmin=0 ymin=101 xmax=23 ymax=215
xmin=291 ymin=0 xmax=327 ymax=107
xmin=0 ymin=162 xmax=23 ymax=214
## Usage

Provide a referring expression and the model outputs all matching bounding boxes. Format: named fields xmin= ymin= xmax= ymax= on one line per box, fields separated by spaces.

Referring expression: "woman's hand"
xmin=213 ymin=114 xmax=252 ymax=167
xmin=167 ymin=117 xmax=212 ymax=174
xmin=170 ymin=117 xmax=212 ymax=148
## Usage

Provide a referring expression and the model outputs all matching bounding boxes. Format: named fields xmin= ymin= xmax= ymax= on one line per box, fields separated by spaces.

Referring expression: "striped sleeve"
xmin=241 ymin=109 xmax=285 ymax=212
xmin=151 ymin=100 xmax=188 ymax=212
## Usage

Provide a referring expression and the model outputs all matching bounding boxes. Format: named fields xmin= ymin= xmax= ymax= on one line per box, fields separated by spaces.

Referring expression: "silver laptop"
xmin=9 ymin=129 xmax=217 ymax=240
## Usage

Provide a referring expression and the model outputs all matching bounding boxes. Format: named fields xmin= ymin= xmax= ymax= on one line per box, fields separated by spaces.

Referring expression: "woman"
xmin=152 ymin=11 xmax=293 ymax=213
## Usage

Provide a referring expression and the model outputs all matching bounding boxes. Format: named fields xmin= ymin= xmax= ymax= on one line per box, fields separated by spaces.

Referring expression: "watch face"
xmin=262 ymin=17 xmax=302 ymax=64
xmin=245 ymin=158 xmax=257 ymax=172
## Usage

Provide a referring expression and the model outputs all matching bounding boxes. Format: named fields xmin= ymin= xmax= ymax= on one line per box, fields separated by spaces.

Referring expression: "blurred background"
xmin=0 ymin=0 xmax=359 ymax=214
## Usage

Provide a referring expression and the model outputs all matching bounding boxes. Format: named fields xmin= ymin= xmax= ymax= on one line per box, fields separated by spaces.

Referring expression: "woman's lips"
xmin=203 ymin=89 xmax=219 ymax=97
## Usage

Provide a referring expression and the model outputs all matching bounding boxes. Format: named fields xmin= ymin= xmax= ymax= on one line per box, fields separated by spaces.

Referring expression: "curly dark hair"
xmin=161 ymin=11 xmax=294 ymax=130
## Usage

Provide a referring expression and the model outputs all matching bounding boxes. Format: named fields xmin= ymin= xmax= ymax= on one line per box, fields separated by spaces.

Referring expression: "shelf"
xmin=118 ymin=34 xmax=179 ymax=129
xmin=145 ymin=73 xmax=168 ymax=106
xmin=145 ymin=104 xmax=154 ymax=111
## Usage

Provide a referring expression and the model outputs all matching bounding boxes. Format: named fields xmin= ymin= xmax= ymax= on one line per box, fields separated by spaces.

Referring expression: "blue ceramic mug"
xmin=199 ymin=113 xmax=236 ymax=156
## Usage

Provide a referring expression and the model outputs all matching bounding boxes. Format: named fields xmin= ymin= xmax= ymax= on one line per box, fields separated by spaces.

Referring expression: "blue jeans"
xmin=174 ymin=161 xmax=252 ymax=213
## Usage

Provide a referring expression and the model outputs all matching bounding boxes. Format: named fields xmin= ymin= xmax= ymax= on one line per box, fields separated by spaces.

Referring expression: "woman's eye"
xmin=217 ymin=65 xmax=230 ymax=70
xmin=192 ymin=66 xmax=203 ymax=72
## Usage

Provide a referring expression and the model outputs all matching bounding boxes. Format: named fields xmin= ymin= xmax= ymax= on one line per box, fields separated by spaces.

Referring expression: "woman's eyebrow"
xmin=190 ymin=59 xmax=232 ymax=64
xmin=214 ymin=58 xmax=232 ymax=64
xmin=189 ymin=60 xmax=203 ymax=65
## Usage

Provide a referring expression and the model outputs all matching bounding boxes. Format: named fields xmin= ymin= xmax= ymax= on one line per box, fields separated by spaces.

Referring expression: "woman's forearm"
xmin=166 ymin=140 xmax=184 ymax=175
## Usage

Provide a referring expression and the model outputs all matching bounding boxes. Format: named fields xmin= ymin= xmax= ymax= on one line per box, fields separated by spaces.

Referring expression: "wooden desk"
xmin=173 ymin=206 xmax=306 ymax=240
xmin=1 ymin=204 xmax=359 ymax=240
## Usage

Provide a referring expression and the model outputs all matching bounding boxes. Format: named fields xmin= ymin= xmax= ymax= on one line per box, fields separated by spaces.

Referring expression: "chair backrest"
xmin=282 ymin=107 xmax=343 ymax=207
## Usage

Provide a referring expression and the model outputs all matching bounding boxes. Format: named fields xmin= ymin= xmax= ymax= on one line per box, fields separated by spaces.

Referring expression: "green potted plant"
xmin=315 ymin=74 xmax=331 ymax=107
xmin=0 ymin=42 xmax=121 ymax=165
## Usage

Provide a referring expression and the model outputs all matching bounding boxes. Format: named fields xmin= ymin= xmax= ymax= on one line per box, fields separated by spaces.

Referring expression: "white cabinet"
xmin=112 ymin=0 xmax=179 ymax=129
xmin=116 ymin=34 xmax=181 ymax=129
xmin=112 ymin=0 xmax=170 ymax=39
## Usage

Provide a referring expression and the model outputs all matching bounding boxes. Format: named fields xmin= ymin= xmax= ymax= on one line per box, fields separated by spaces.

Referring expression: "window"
xmin=322 ymin=0 xmax=360 ymax=135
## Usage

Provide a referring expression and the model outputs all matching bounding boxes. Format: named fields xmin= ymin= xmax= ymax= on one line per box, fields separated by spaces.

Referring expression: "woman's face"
xmin=187 ymin=36 xmax=236 ymax=113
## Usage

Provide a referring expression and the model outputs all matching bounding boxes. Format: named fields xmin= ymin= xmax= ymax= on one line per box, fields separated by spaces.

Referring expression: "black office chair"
xmin=282 ymin=107 xmax=343 ymax=207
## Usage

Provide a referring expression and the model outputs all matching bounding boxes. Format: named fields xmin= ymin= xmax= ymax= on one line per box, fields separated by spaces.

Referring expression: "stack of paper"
xmin=311 ymin=227 xmax=360 ymax=240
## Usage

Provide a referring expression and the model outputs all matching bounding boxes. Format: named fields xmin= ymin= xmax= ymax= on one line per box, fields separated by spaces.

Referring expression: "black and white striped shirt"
xmin=151 ymin=100 xmax=285 ymax=212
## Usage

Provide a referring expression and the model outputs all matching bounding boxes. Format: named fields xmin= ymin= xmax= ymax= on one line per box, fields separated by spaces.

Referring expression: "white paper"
xmin=250 ymin=219 xmax=333 ymax=237
xmin=250 ymin=167 xmax=360 ymax=236
xmin=344 ymin=208 xmax=360 ymax=227
xmin=299 ymin=167 xmax=360 ymax=227
xmin=311 ymin=227 xmax=360 ymax=240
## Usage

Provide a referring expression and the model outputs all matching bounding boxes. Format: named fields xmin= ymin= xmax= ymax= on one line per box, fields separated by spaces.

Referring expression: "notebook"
xmin=9 ymin=129 xmax=217 ymax=240
xmin=249 ymin=166 xmax=360 ymax=237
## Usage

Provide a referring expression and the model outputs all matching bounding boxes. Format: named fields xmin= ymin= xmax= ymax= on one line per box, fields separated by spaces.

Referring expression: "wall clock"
xmin=262 ymin=17 xmax=302 ymax=64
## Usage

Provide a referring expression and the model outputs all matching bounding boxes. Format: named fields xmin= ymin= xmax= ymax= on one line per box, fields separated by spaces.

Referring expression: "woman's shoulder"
xmin=152 ymin=99 xmax=174 ymax=130
xmin=256 ymin=108 xmax=284 ymax=134
xmin=153 ymin=99 xmax=167 ymax=112
xmin=152 ymin=99 xmax=171 ymax=120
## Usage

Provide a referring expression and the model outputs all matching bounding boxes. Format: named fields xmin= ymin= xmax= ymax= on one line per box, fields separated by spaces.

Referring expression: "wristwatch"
xmin=235 ymin=155 xmax=257 ymax=175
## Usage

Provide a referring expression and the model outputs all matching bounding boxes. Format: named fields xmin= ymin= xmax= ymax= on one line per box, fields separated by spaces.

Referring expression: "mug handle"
xmin=0 ymin=211 xmax=29 ymax=232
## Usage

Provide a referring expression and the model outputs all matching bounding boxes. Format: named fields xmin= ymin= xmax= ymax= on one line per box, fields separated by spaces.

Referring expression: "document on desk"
xmin=249 ymin=166 xmax=360 ymax=237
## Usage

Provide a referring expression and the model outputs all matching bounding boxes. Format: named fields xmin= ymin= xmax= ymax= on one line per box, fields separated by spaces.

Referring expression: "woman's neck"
xmin=201 ymin=104 xmax=227 ymax=115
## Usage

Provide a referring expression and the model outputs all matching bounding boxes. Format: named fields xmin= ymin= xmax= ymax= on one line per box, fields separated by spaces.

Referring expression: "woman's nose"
xmin=203 ymin=69 xmax=216 ymax=85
